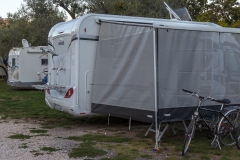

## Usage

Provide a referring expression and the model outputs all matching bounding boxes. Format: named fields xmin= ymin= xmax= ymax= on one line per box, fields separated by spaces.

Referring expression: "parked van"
xmin=8 ymin=39 xmax=48 ymax=88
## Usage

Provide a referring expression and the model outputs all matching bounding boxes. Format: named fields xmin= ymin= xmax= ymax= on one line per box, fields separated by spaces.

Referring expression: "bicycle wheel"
xmin=236 ymin=123 xmax=240 ymax=149
xmin=217 ymin=109 xmax=240 ymax=146
xmin=182 ymin=117 xmax=196 ymax=156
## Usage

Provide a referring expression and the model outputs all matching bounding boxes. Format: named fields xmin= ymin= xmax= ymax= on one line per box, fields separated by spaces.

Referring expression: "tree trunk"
xmin=0 ymin=63 xmax=7 ymax=81
xmin=3 ymin=58 xmax=8 ymax=67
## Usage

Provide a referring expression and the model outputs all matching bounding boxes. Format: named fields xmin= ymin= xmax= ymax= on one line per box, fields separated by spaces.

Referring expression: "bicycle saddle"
xmin=214 ymin=99 xmax=231 ymax=104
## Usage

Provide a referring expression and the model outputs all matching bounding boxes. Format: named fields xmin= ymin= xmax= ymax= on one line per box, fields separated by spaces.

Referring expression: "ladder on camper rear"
xmin=38 ymin=48 xmax=69 ymax=90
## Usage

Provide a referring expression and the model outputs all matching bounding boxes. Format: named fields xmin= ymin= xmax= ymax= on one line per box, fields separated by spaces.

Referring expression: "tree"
xmin=0 ymin=10 xmax=30 ymax=66
xmin=185 ymin=0 xmax=208 ymax=21
xmin=186 ymin=0 xmax=240 ymax=27
xmin=207 ymin=0 xmax=240 ymax=27
xmin=49 ymin=0 xmax=87 ymax=19
xmin=0 ymin=17 xmax=7 ymax=27
xmin=23 ymin=0 xmax=66 ymax=45
xmin=85 ymin=0 xmax=187 ymax=19
xmin=0 ymin=0 xmax=66 ymax=66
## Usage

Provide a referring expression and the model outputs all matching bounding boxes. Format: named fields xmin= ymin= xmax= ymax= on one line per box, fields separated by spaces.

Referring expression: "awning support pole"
xmin=153 ymin=28 xmax=159 ymax=149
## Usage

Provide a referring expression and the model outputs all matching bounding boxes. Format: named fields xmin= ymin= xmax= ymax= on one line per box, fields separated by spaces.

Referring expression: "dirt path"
xmin=0 ymin=119 xmax=104 ymax=160
xmin=0 ymin=119 xmax=172 ymax=160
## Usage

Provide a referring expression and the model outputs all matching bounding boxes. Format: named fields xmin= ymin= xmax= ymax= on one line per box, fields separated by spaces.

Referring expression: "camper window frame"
xmin=41 ymin=59 xmax=48 ymax=66
xmin=12 ymin=58 xmax=16 ymax=67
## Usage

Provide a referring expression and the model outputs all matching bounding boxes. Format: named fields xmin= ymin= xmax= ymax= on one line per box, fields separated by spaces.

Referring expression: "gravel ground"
xmin=0 ymin=119 xmax=105 ymax=160
xmin=0 ymin=119 xmax=167 ymax=160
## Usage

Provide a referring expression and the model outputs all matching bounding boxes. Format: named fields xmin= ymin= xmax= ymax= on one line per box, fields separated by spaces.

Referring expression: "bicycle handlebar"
xmin=182 ymin=89 xmax=196 ymax=95
xmin=182 ymin=89 xmax=231 ymax=104
xmin=182 ymin=89 xmax=200 ymax=99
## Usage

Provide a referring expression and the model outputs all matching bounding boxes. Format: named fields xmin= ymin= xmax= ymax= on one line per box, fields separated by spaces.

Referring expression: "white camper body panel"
xmin=44 ymin=14 xmax=240 ymax=118
xmin=45 ymin=15 xmax=100 ymax=115
xmin=7 ymin=46 xmax=48 ymax=88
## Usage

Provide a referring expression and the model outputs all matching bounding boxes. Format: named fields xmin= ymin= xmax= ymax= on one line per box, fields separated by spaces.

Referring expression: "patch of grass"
xmin=30 ymin=129 xmax=48 ymax=134
xmin=69 ymin=141 xmax=107 ymax=158
xmin=8 ymin=134 xmax=31 ymax=140
xmin=67 ymin=135 xmax=109 ymax=158
xmin=35 ymin=134 xmax=50 ymax=136
xmin=30 ymin=150 xmax=44 ymax=156
xmin=141 ymin=154 xmax=152 ymax=159
xmin=221 ymin=156 xmax=233 ymax=160
xmin=200 ymin=154 xmax=210 ymax=160
xmin=69 ymin=146 xmax=107 ymax=158
xmin=105 ymin=143 xmax=150 ymax=160
xmin=33 ymin=152 xmax=44 ymax=156
xmin=67 ymin=133 xmax=152 ymax=159
xmin=0 ymin=80 xmax=84 ymax=126
xmin=41 ymin=125 xmax=55 ymax=129
xmin=67 ymin=134 xmax=131 ymax=143
xmin=41 ymin=147 xmax=59 ymax=152
xmin=56 ymin=136 xmax=63 ymax=138
xmin=19 ymin=143 xmax=28 ymax=149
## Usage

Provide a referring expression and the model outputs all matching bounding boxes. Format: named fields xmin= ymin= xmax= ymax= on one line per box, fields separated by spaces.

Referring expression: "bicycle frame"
xmin=181 ymin=88 xmax=237 ymax=155
xmin=195 ymin=106 xmax=238 ymax=150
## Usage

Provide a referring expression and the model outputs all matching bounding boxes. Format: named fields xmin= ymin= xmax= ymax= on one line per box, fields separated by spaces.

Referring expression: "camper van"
xmin=7 ymin=39 xmax=48 ymax=88
xmin=34 ymin=12 xmax=240 ymax=147
xmin=36 ymin=13 xmax=240 ymax=120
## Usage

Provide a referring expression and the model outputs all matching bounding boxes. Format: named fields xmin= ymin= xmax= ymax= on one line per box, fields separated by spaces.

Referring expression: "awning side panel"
xmin=157 ymin=29 xmax=240 ymax=121
xmin=158 ymin=29 xmax=220 ymax=110
xmin=220 ymin=33 xmax=240 ymax=104
xmin=92 ymin=22 xmax=155 ymax=122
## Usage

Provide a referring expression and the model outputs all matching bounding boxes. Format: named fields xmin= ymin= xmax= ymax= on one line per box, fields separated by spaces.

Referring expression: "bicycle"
xmin=182 ymin=89 xmax=240 ymax=156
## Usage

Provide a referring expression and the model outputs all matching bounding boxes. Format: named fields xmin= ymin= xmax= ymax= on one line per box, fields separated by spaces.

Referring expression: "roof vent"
xmin=22 ymin=39 xmax=29 ymax=48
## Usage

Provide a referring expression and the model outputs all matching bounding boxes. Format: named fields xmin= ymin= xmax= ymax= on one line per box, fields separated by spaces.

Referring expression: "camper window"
xmin=12 ymin=58 xmax=15 ymax=67
xmin=41 ymin=59 xmax=48 ymax=66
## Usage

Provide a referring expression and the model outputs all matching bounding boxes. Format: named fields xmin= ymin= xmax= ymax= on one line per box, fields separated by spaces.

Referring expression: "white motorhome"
xmin=8 ymin=39 xmax=48 ymax=88
xmin=35 ymin=13 xmax=240 ymax=148
xmin=37 ymin=13 xmax=240 ymax=117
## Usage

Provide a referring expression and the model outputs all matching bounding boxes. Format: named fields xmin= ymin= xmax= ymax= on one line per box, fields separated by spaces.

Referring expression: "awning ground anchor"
xmin=145 ymin=120 xmax=187 ymax=146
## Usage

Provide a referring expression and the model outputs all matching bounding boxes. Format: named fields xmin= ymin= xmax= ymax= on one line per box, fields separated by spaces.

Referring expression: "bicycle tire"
xmin=182 ymin=117 xmax=196 ymax=156
xmin=217 ymin=109 xmax=240 ymax=146
xmin=236 ymin=123 xmax=240 ymax=149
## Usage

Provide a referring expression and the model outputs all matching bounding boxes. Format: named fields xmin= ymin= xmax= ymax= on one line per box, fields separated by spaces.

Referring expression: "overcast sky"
xmin=0 ymin=0 xmax=240 ymax=19
xmin=0 ymin=0 xmax=24 ymax=18
xmin=0 ymin=0 xmax=70 ymax=19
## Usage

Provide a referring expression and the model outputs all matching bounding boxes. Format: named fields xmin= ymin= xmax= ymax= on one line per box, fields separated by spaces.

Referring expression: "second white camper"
xmin=8 ymin=39 xmax=48 ymax=88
